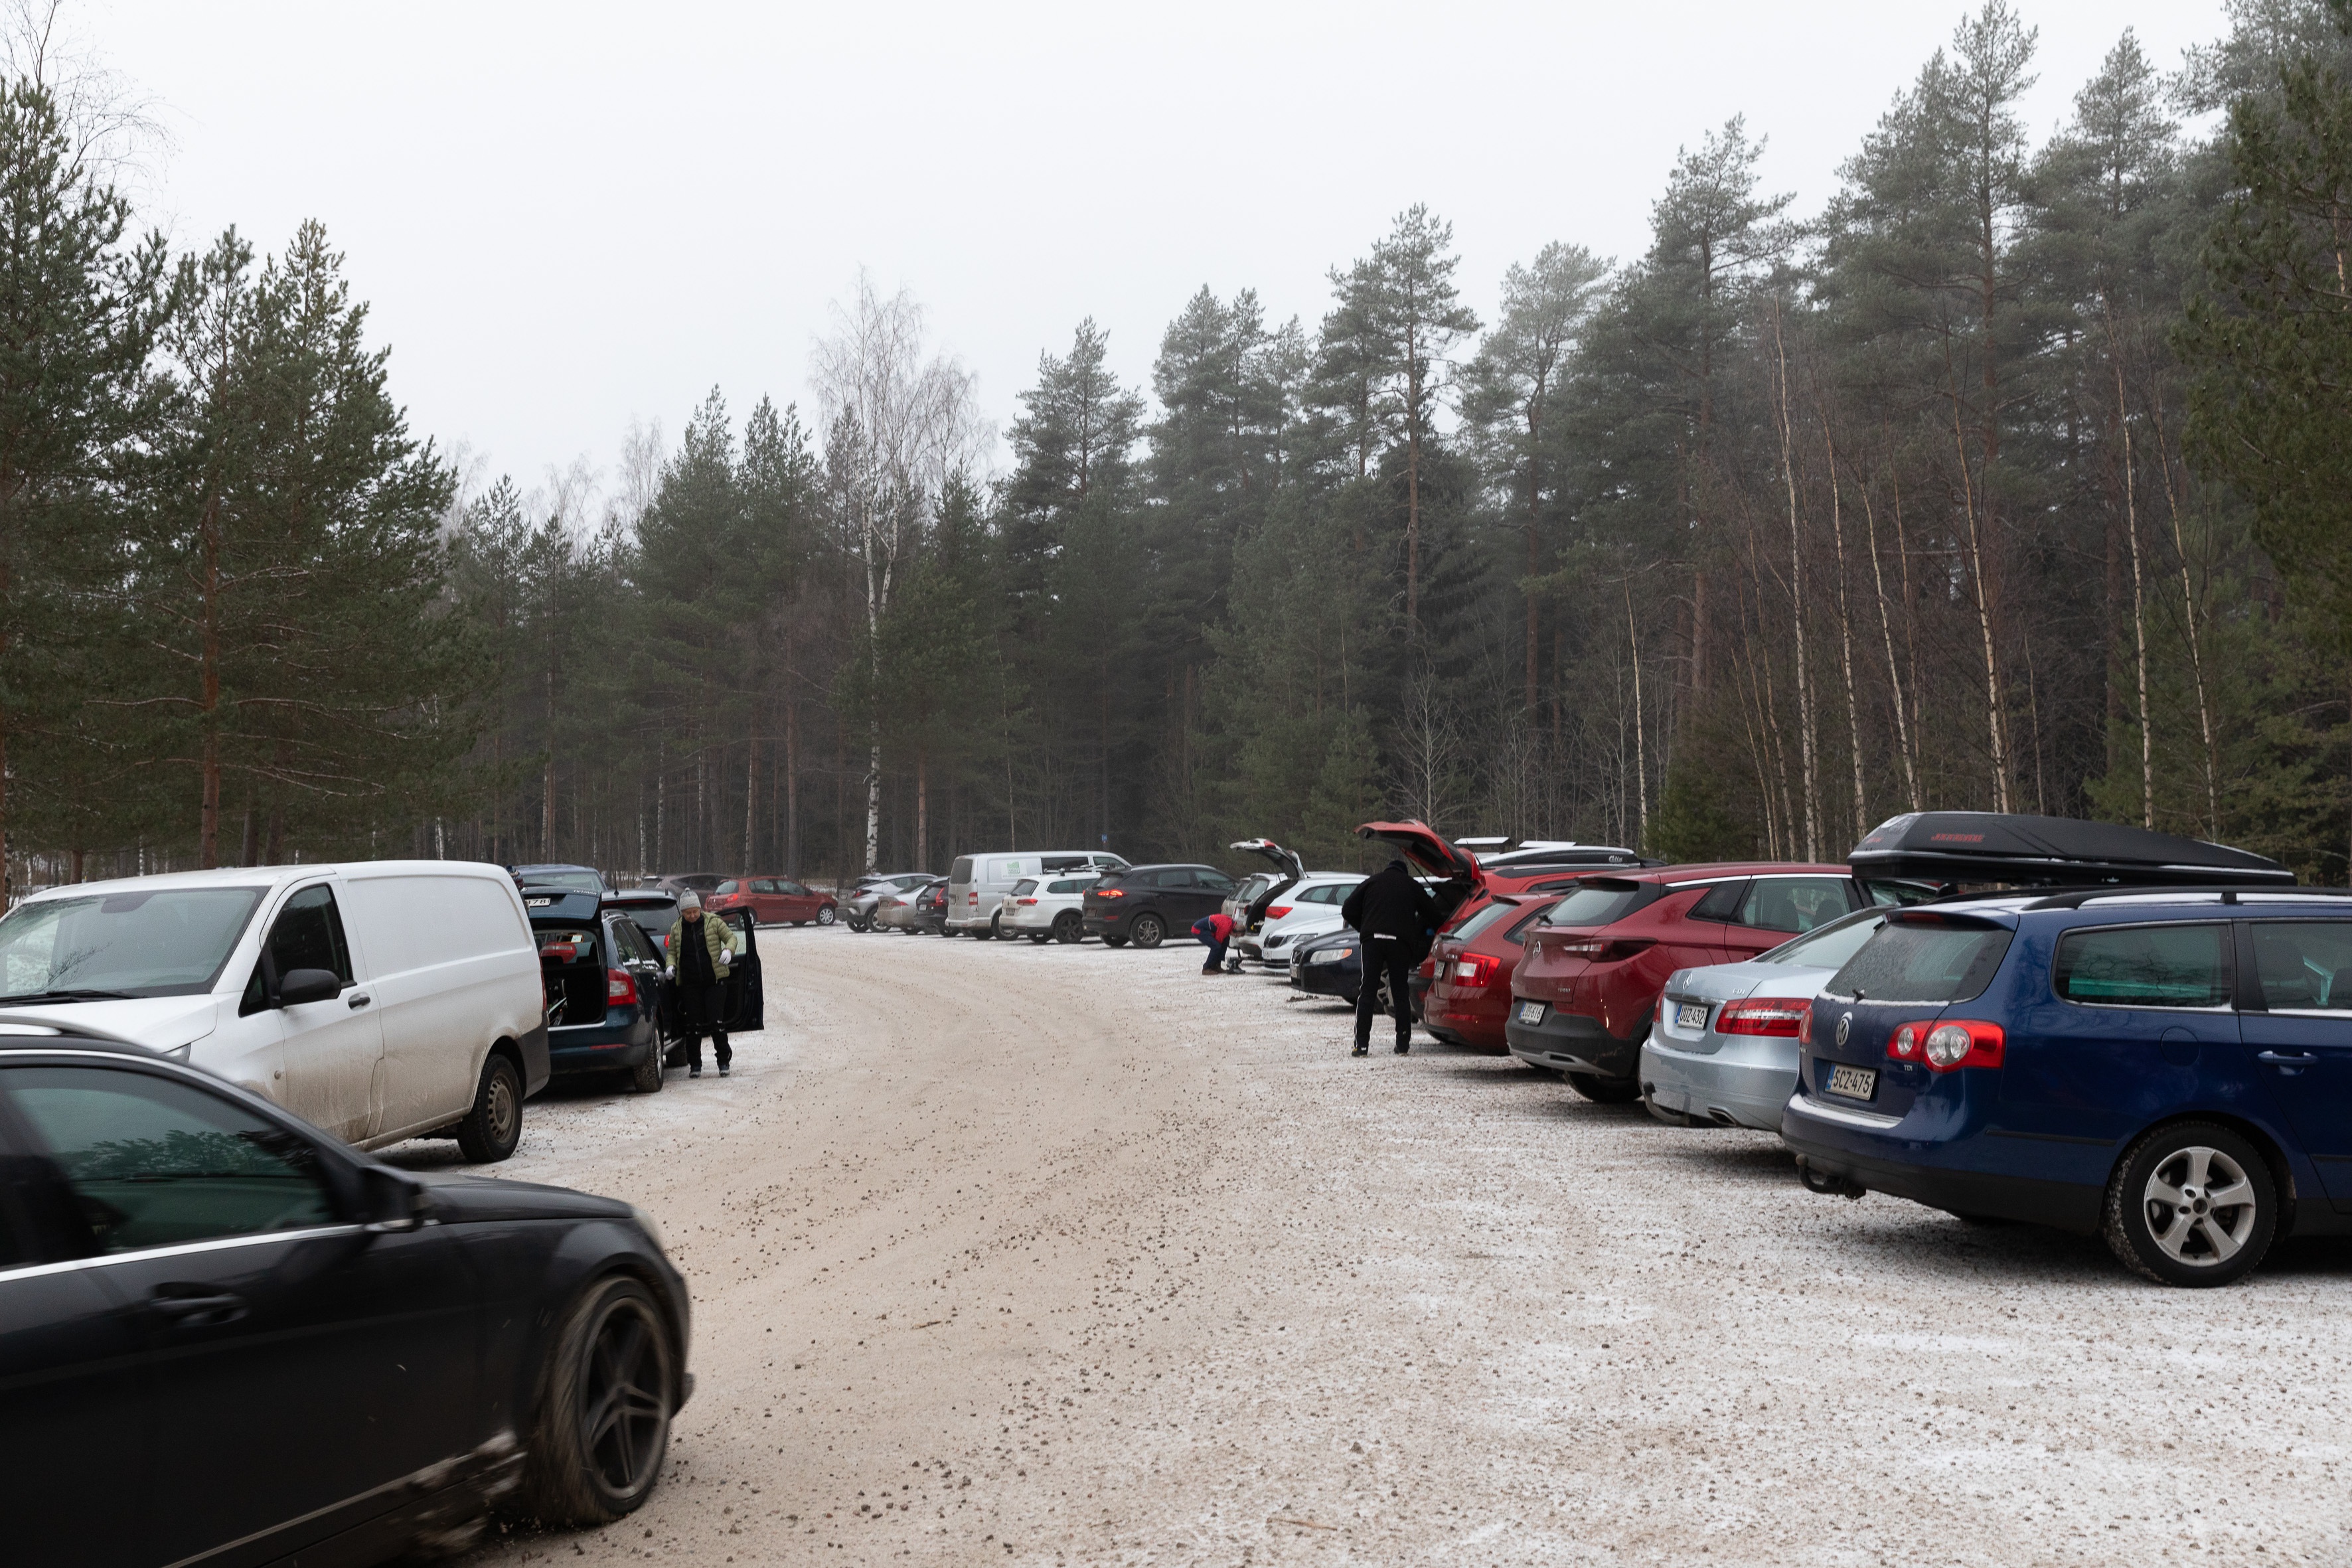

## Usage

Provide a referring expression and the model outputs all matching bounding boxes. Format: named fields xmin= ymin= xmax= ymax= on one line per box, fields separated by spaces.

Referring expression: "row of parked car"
xmin=1261 ymin=813 xmax=2352 ymax=1289
xmin=0 ymin=857 xmax=703 ymax=1566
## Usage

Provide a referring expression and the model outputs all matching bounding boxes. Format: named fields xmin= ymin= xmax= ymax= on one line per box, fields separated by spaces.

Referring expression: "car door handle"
xmin=150 ymin=1288 xmax=247 ymax=1325
xmin=2257 ymin=1050 xmax=2319 ymax=1066
xmin=347 ymin=992 xmax=371 ymax=1008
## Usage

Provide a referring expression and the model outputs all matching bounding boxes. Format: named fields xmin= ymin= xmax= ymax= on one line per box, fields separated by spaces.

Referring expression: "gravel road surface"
xmin=422 ymin=927 xmax=2352 ymax=1566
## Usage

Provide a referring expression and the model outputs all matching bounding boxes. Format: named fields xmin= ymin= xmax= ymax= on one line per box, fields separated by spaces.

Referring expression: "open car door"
xmin=1230 ymin=838 xmax=1307 ymax=929
xmin=1354 ymin=819 xmax=1485 ymax=929
xmin=720 ymin=908 xmax=764 ymax=1033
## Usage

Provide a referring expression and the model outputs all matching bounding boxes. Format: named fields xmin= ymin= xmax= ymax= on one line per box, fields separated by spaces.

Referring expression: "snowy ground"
xmin=413 ymin=925 xmax=2352 ymax=1567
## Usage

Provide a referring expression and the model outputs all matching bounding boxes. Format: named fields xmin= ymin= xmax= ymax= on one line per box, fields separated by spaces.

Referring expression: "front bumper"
xmin=1290 ymin=958 xmax=1359 ymax=1000
xmin=1505 ymin=1001 xmax=1644 ymax=1080
xmin=1640 ymin=1034 xmax=1796 ymax=1131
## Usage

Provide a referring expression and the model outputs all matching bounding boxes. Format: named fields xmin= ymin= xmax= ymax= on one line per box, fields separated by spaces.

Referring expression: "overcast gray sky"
xmin=91 ymin=0 xmax=2234 ymax=501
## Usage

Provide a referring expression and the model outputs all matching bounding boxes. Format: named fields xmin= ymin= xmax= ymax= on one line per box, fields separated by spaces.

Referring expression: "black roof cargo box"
xmin=1848 ymin=811 xmax=2294 ymax=887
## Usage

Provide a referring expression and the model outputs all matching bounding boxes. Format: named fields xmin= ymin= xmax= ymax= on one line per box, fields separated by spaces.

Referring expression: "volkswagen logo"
xmin=1836 ymin=1012 xmax=1853 ymax=1047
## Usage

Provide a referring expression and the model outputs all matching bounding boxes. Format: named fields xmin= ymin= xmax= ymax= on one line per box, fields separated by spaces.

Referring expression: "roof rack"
xmin=2023 ymin=884 xmax=2352 ymax=911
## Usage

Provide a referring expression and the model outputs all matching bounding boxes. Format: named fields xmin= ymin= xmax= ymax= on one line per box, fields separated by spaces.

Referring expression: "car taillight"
xmin=1798 ymin=1005 xmax=1814 ymax=1046
xmin=1715 ymin=998 xmax=1810 ymax=1036
xmin=606 ymin=967 xmax=637 ymax=1006
xmin=1097 ymin=888 xmax=1125 ymax=898
xmin=1895 ymin=1020 xmax=2004 ymax=1071
xmin=967 ymin=892 xmax=978 ymax=904
xmin=1559 ymin=937 xmax=1653 ymax=963
xmin=1453 ymin=953 xmax=1499 ymax=986
xmin=1018 ymin=897 xmax=1038 ymax=905
xmin=1267 ymin=905 xmax=1292 ymax=920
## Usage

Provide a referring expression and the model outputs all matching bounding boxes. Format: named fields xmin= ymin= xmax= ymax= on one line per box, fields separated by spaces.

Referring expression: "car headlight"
xmin=1310 ymin=947 xmax=1350 ymax=965
xmin=627 ymin=1203 xmax=668 ymax=1254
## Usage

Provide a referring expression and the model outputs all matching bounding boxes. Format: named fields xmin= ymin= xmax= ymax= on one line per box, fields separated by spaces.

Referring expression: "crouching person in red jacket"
xmin=1191 ymin=911 xmax=1235 ymax=975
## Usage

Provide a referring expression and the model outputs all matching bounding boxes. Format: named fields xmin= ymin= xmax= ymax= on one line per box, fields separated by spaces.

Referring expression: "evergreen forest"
xmin=14 ymin=0 xmax=2352 ymax=896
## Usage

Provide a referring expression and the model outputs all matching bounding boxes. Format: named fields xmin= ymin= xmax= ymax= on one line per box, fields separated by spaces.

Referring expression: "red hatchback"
xmin=1505 ymin=864 xmax=1901 ymax=1101
xmin=706 ymin=876 xmax=839 ymax=927
xmin=1421 ymin=892 xmax=1585 ymax=1050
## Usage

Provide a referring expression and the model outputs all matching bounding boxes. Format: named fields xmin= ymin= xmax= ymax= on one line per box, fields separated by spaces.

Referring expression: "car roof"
xmin=1604 ymin=862 xmax=1853 ymax=885
xmin=15 ymin=860 xmax=513 ymax=904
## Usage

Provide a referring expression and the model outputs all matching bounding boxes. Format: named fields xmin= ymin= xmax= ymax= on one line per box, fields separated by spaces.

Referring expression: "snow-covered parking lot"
xmin=427 ymin=927 xmax=2352 ymax=1566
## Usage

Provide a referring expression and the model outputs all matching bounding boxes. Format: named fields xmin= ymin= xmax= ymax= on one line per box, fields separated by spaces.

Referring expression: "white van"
xmin=947 ymin=850 xmax=1128 ymax=937
xmin=0 ymin=861 xmax=548 ymax=1161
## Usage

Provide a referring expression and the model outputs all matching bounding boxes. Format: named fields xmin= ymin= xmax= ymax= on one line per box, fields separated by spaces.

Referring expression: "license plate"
xmin=1518 ymin=1000 xmax=1547 ymax=1025
xmin=1676 ymin=1001 xmax=1708 ymax=1030
xmin=1827 ymin=1064 xmax=1877 ymax=1100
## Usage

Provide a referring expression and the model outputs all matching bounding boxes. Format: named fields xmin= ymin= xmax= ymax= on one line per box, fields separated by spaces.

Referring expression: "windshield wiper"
xmin=0 ymin=988 xmax=138 ymax=1004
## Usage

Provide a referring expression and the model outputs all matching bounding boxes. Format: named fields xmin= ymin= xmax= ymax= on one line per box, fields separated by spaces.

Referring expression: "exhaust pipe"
xmin=1794 ymin=1154 xmax=1867 ymax=1200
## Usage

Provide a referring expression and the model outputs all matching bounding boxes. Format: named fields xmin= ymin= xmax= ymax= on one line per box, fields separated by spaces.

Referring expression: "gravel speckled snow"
xmin=416 ymin=926 xmax=2352 ymax=1565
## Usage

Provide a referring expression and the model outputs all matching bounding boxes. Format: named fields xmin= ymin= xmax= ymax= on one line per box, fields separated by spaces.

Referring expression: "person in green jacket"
xmin=665 ymin=891 xmax=742 ymax=1078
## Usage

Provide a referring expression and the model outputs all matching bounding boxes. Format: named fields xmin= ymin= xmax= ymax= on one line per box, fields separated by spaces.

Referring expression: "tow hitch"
xmin=1795 ymin=1154 xmax=1867 ymax=1200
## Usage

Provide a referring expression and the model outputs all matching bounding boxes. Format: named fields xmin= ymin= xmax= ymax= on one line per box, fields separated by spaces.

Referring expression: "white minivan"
xmin=0 ymin=861 xmax=548 ymax=1161
xmin=946 ymin=850 xmax=1128 ymax=937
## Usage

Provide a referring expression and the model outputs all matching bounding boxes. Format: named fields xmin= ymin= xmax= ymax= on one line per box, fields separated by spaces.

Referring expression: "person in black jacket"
xmin=1340 ymin=860 xmax=1438 ymax=1056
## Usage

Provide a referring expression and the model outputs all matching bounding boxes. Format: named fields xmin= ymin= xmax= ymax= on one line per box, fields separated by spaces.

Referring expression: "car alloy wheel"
xmin=2104 ymin=1121 xmax=2276 ymax=1287
xmin=817 ymin=905 xmax=836 ymax=926
xmin=523 ymin=1275 xmax=674 ymax=1525
xmin=1130 ymin=913 xmax=1166 ymax=949
xmin=1052 ymin=912 xmax=1082 ymax=944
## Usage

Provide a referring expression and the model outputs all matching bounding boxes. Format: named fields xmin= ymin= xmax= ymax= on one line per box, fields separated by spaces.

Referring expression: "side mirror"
xmin=358 ymin=1164 xmax=429 ymax=1233
xmin=277 ymin=968 xmax=342 ymax=1007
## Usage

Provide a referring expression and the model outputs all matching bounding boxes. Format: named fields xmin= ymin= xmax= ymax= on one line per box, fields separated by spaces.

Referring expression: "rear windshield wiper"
xmin=0 ymin=988 xmax=139 ymax=1004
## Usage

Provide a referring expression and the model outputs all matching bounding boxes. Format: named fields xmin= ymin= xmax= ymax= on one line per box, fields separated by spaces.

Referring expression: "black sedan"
xmin=1289 ymin=927 xmax=1363 ymax=1000
xmin=1082 ymin=863 xmax=1240 ymax=949
xmin=1 ymin=1030 xmax=691 ymax=1567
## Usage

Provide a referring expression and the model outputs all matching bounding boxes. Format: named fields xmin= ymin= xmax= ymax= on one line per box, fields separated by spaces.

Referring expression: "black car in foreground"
xmin=1082 ymin=863 xmax=1241 ymax=949
xmin=1 ymin=1031 xmax=691 ymax=1567
xmin=1289 ymin=927 xmax=1363 ymax=1000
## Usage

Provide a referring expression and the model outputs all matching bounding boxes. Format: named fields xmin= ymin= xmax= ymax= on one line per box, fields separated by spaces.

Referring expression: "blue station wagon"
xmin=1784 ymin=888 xmax=2352 ymax=1286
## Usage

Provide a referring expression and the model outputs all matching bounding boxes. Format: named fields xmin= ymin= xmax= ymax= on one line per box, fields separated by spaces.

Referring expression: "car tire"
xmin=816 ymin=905 xmax=836 ymax=927
xmin=631 ymin=1046 xmax=663 ymax=1095
xmin=1131 ymin=913 xmax=1166 ymax=949
xmin=2102 ymin=1121 xmax=2277 ymax=1287
xmin=455 ymin=1053 xmax=524 ymax=1162
xmin=1101 ymin=935 xmax=1127 ymax=948
xmin=1052 ymin=913 xmax=1082 ymax=945
xmin=1564 ymin=1071 xmax=1642 ymax=1105
xmin=520 ymin=1274 xmax=675 ymax=1527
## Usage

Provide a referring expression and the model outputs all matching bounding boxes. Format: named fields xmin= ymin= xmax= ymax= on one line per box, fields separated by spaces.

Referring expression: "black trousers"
xmin=681 ymin=980 xmax=731 ymax=1070
xmin=1354 ymin=937 xmax=1415 ymax=1049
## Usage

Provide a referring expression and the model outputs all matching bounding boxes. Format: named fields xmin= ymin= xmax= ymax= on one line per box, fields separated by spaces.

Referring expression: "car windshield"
xmin=0 ymin=887 xmax=267 ymax=1000
xmin=1826 ymin=919 xmax=2015 ymax=1003
xmin=1760 ymin=910 xmax=1889 ymax=970
xmin=520 ymin=869 xmax=603 ymax=894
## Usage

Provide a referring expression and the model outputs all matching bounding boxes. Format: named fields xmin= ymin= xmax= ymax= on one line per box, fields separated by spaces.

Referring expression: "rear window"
xmin=1826 ymin=919 xmax=2014 ymax=1003
xmin=1541 ymin=882 xmax=1648 ymax=928
xmin=1761 ymin=911 xmax=1888 ymax=971
xmin=1011 ymin=880 xmax=1038 ymax=896
xmin=1450 ymin=900 xmax=1525 ymax=943
xmin=951 ymin=858 xmax=974 ymax=884
xmin=2054 ymin=923 xmax=2231 ymax=1009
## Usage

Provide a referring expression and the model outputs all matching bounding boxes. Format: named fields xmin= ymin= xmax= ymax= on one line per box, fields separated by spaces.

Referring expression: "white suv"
xmin=999 ymin=872 xmax=1100 ymax=943
xmin=1243 ymin=875 xmax=1365 ymax=968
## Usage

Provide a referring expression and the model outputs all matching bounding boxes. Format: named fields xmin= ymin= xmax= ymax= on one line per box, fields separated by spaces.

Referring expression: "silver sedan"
xmin=1638 ymin=908 xmax=1893 ymax=1131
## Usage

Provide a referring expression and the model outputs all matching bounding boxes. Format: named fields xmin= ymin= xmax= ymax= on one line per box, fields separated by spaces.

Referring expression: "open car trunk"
xmin=534 ymin=925 xmax=607 ymax=1028
xmin=1848 ymin=811 xmax=2294 ymax=888
xmin=1231 ymin=838 xmax=1306 ymax=927
xmin=1355 ymin=819 xmax=1484 ymax=927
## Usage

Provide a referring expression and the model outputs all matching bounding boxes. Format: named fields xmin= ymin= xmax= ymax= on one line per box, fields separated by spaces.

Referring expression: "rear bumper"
xmin=1640 ymin=1035 xmax=1795 ymax=1131
xmin=1780 ymin=1093 xmax=2106 ymax=1232
xmin=1424 ymin=984 xmax=1509 ymax=1048
xmin=1505 ymin=1002 xmax=1643 ymax=1080
xmin=548 ymin=1015 xmax=654 ymax=1075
